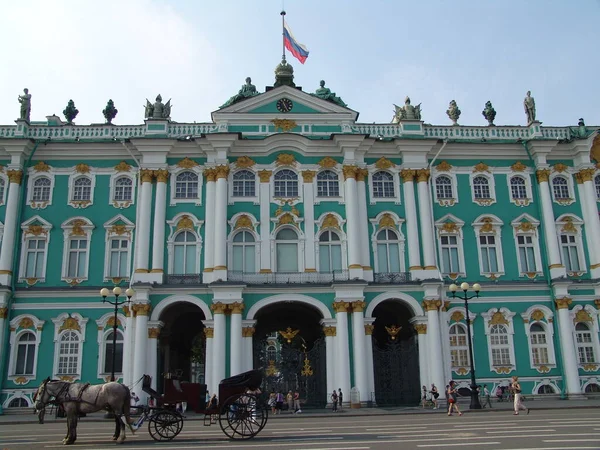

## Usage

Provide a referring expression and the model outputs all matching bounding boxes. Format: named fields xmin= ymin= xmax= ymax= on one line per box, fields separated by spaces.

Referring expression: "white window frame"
xmin=109 ymin=171 xmax=137 ymax=209
xmin=433 ymin=172 xmax=458 ymax=207
xmin=314 ymin=212 xmax=347 ymax=273
xmin=316 ymin=229 xmax=345 ymax=273
xmin=550 ymin=172 xmax=575 ymax=206
xmin=229 ymin=169 xmax=258 ymax=203
xmin=369 ymin=212 xmax=405 ymax=274
xmin=103 ymin=215 xmax=135 ymax=282
xmin=67 ymin=170 xmax=96 ymax=209
xmin=7 ymin=314 xmax=44 ymax=383
xmin=507 ymin=173 xmax=533 ymax=207
xmin=368 ymin=169 xmax=400 ymax=205
xmin=555 ymin=214 xmax=586 ymax=275
xmin=51 ymin=313 xmax=88 ymax=381
xmin=27 ymin=172 xmax=55 ymax=210
xmin=511 ymin=214 xmax=543 ymax=277
xmin=61 ymin=217 xmax=94 ymax=282
xmin=472 ymin=215 xmax=504 ymax=278
xmin=521 ymin=305 xmax=556 ymax=371
xmin=0 ymin=172 xmax=8 ymax=206
xmin=169 ymin=165 xmax=203 ymax=206
xmin=166 ymin=213 xmax=203 ymax=275
xmin=595 ymin=172 xmax=600 ymax=201
xmin=315 ymin=169 xmax=342 ymax=200
xmin=570 ymin=305 xmax=600 ymax=370
xmin=272 ymin=169 xmax=300 ymax=200
xmin=470 ymin=173 xmax=496 ymax=206
xmin=482 ymin=308 xmax=516 ymax=374
xmin=271 ymin=225 xmax=305 ymax=273
xmin=19 ymin=216 xmax=52 ymax=283
xmin=449 ymin=322 xmax=470 ymax=373
xmin=96 ymin=312 xmax=126 ymax=380
xmin=229 ymin=229 xmax=259 ymax=273
xmin=435 ymin=214 xmax=465 ymax=277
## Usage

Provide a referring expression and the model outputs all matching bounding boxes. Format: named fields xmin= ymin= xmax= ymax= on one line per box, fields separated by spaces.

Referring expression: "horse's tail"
xmin=122 ymin=385 xmax=136 ymax=434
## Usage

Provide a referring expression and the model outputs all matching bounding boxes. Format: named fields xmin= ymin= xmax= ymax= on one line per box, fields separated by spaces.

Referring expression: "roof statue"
xmin=145 ymin=94 xmax=172 ymax=120
xmin=63 ymin=99 xmax=79 ymax=124
xmin=446 ymin=100 xmax=461 ymax=125
xmin=102 ymin=99 xmax=118 ymax=124
xmin=220 ymin=77 xmax=260 ymax=109
xmin=569 ymin=118 xmax=592 ymax=139
xmin=310 ymin=80 xmax=347 ymax=107
xmin=482 ymin=101 xmax=496 ymax=126
xmin=524 ymin=90 xmax=536 ymax=124
xmin=18 ymin=88 xmax=31 ymax=122
xmin=274 ymin=59 xmax=295 ymax=87
xmin=392 ymin=96 xmax=422 ymax=122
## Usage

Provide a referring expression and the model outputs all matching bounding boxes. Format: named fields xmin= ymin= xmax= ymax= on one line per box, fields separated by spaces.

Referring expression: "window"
xmin=560 ymin=234 xmax=580 ymax=272
xmin=0 ymin=178 xmax=5 ymax=204
xmin=556 ymin=215 xmax=585 ymax=273
xmin=317 ymin=170 xmax=340 ymax=197
xmin=232 ymin=170 xmax=255 ymax=197
xmin=14 ymin=332 xmax=36 ymax=375
xmin=108 ymin=238 xmax=130 ymax=277
xmin=436 ymin=176 xmax=453 ymax=199
xmin=72 ymin=177 xmax=92 ymax=201
xmin=266 ymin=345 xmax=277 ymax=362
xmin=24 ymin=238 xmax=46 ymax=278
xmin=449 ymin=324 xmax=469 ymax=369
xmin=372 ymin=171 xmax=395 ymax=198
xmin=275 ymin=228 xmax=298 ymax=272
xmin=473 ymin=176 xmax=490 ymax=199
xmin=274 ymin=170 xmax=298 ymax=198
xmin=529 ymin=323 xmax=549 ymax=365
xmin=575 ymin=323 xmax=595 ymax=364
xmin=585 ymin=383 xmax=600 ymax=393
xmin=510 ymin=176 xmax=527 ymax=200
xmin=490 ymin=324 xmax=512 ymax=366
xmin=66 ymin=239 xmax=88 ymax=278
xmin=175 ymin=171 xmax=199 ymax=199
xmin=114 ymin=177 xmax=133 ymax=202
xmin=517 ymin=235 xmax=537 ymax=272
xmin=103 ymin=330 xmax=124 ymax=374
xmin=537 ymin=385 xmax=555 ymax=394
xmin=319 ymin=230 xmax=342 ymax=272
xmin=552 ymin=176 xmax=570 ymax=200
xmin=32 ymin=177 xmax=51 ymax=202
xmin=8 ymin=397 xmax=28 ymax=408
xmin=479 ymin=235 xmax=499 ymax=273
xmin=375 ymin=229 xmax=401 ymax=273
xmin=595 ymin=174 xmax=600 ymax=200
xmin=441 ymin=235 xmax=460 ymax=273
xmin=172 ymin=231 xmax=198 ymax=274
xmin=232 ymin=231 xmax=256 ymax=272
xmin=57 ymin=331 xmax=80 ymax=375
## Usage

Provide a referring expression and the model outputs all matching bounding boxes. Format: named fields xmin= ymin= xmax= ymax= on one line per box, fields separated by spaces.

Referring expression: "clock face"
xmin=276 ymin=98 xmax=294 ymax=113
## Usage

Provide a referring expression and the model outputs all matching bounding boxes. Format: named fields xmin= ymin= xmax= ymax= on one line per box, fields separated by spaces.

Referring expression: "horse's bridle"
xmin=33 ymin=378 xmax=51 ymax=410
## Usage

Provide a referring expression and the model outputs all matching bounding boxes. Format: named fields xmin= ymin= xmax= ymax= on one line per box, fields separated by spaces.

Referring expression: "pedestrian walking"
xmin=421 ymin=385 xmax=428 ymax=408
xmin=446 ymin=381 xmax=462 ymax=416
xmin=286 ymin=390 xmax=294 ymax=413
xmin=293 ymin=390 xmax=301 ymax=413
xmin=268 ymin=390 xmax=276 ymax=414
xmin=275 ymin=391 xmax=284 ymax=414
xmin=430 ymin=384 xmax=439 ymax=409
xmin=482 ymin=384 xmax=492 ymax=408
xmin=331 ymin=390 xmax=338 ymax=412
xmin=511 ymin=376 xmax=529 ymax=415
xmin=338 ymin=388 xmax=343 ymax=409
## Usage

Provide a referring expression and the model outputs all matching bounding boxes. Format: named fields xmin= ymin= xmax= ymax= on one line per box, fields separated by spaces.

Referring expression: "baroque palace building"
xmin=1 ymin=62 xmax=600 ymax=412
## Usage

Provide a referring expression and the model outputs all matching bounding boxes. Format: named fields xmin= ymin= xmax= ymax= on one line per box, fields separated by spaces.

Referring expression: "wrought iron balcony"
xmin=227 ymin=270 xmax=349 ymax=285
xmin=373 ymin=272 xmax=411 ymax=284
xmin=163 ymin=274 xmax=203 ymax=285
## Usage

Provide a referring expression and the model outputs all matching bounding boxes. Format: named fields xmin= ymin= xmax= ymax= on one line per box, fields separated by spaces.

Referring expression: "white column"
xmin=0 ymin=170 xmax=23 ymax=285
xmin=322 ymin=320 xmax=336 ymax=406
xmin=150 ymin=170 xmax=168 ymax=276
xmin=364 ymin=319 xmax=375 ymax=405
xmin=302 ymin=171 xmax=317 ymax=271
xmin=413 ymin=321 xmax=429 ymax=392
xmin=343 ymin=166 xmax=363 ymax=279
xmin=146 ymin=324 xmax=162 ymax=399
xmin=203 ymin=170 xmax=216 ymax=279
xmin=417 ymin=170 xmax=436 ymax=270
xmin=357 ymin=169 xmax=372 ymax=280
xmin=134 ymin=170 xmax=154 ymax=274
xmin=202 ymin=321 xmax=214 ymax=392
xmin=351 ymin=301 xmax=369 ymax=406
xmin=229 ymin=302 xmax=244 ymax=376
xmin=333 ymin=302 xmax=351 ymax=405
xmin=122 ymin=306 xmax=135 ymax=387
xmin=213 ymin=166 xmax=230 ymax=279
xmin=132 ymin=303 xmax=151 ymax=405
xmin=423 ymin=299 xmax=445 ymax=395
xmin=536 ymin=169 xmax=565 ymax=278
xmin=211 ymin=303 xmax=227 ymax=394
xmin=259 ymin=171 xmax=272 ymax=273
xmin=555 ymin=298 xmax=582 ymax=395
xmin=578 ymin=169 xmax=600 ymax=276
xmin=242 ymin=320 xmax=257 ymax=372
xmin=401 ymin=170 xmax=422 ymax=270
xmin=0 ymin=303 xmax=9 ymax=383
xmin=440 ymin=303 xmax=453 ymax=387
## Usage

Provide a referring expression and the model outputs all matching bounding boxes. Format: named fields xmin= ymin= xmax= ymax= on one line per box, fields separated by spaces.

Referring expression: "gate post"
xmin=351 ymin=301 xmax=369 ymax=406
xmin=423 ymin=297 xmax=445 ymax=398
xmin=322 ymin=319 xmax=337 ymax=406
xmin=412 ymin=320 xmax=429 ymax=391
xmin=332 ymin=301 xmax=352 ymax=407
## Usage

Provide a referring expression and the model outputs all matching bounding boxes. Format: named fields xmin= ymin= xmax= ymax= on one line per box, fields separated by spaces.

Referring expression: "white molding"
xmin=432 ymin=172 xmax=458 ymax=207
xmin=103 ymin=215 xmax=135 ymax=281
xmin=435 ymin=214 xmax=465 ymax=277
xmin=26 ymin=170 xmax=55 ymax=210
xmin=555 ymin=213 xmax=586 ymax=275
xmin=0 ymin=172 xmax=8 ymax=206
xmin=472 ymin=214 xmax=505 ymax=278
xmin=227 ymin=213 xmax=260 ymax=273
xmin=246 ymin=293 xmax=333 ymax=320
xmin=151 ymin=294 xmax=213 ymax=321
xmin=570 ymin=304 xmax=600 ymax=369
xmin=481 ymin=307 xmax=517 ymax=374
xmin=51 ymin=312 xmax=88 ymax=381
xmin=314 ymin=167 xmax=345 ymax=205
xmin=270 ymin=167 xmax=304 ymax=205
xmin=228 ymin=168 xmax=259 ymax=204
xmin=7 ymin=314 xmax=45 ymax=384
xmin=369 ymin=211 xmax=405 ymax=273
xmin=109 ymin=170 xmax=137 ymax=209
xmin=521 ymin=305 xmax=556 ymax=371
xmin=365 ymin=291 xmax=424 ymax=317
xmin=166 ymin=212 xmax=203 ymax=276
xmin=168 ymin=164 xmax=204 ymax=206
xmin=549 ymin=171 xmax=575 ymax=206
xmin=271 ymin=222 xmax=305 ymax=273
xmin=95 ymin=312 xmax=126 ymax=380
xmin=18 ymin=216 xmax=52 ymax=283
xmin=368 ymin=168 xmax=401 ymax=205
xmin=511 ymin=213 xmax=543 ymax=277
xmin=314 ymin=212 xmax=348 ymax=273
xmin=469 ymin=172 xmax=497 ymax=206
xmin=60 ymin=217 xmax=94 ymax=282
xmin=506 ymin=172 xmax=533 ymax=207
xmin=67 ymin=170 xmax=96 ymax=209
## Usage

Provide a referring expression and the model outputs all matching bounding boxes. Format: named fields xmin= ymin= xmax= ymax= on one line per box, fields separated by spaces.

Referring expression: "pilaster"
xmin=0 ymin=169 xmax=24 ymax=286
xmin=213 ymin=164 xmax=230 ymax=280
xmin=149 ymin=169 xmax=169 ymax=282
xmin=400 ymin=169 xmax=422 ymax=277
xmin=356 ymin=169 xmax=373 ymax=281
xmin=342 ymin=165 xmax=364 ymax=279
xmin=302 ymin=170 xmax=317 ymax=271
xmin=258 ymin=170 xmax=272 ymax=274
xmin=416 ymin=169 xmax=439 ymax=278
xmin=203 ymin=168 xmax=217 ymax=282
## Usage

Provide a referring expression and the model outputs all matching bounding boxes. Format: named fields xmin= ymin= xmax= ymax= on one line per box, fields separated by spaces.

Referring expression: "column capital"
xmin=364 ymin=324 xmax=374 ymax=335
xmin=422 ymin=299 xmax=442 ymax=311
xmin=228 ymin=302 xmax=245 ymax=314
xmin=333 ymin=301 xmax=350 ymax=313
xmin=414 ymin=323 xmax=427 ymax=334
xmin=148 ymin=327 xmax=161 ymax=339
xmin=356 ymin=168 xmax=369 ymax=182
xmin=154 ymin=169 xmax=169 ymax=183
xmin=0 ymin=307 xmax=7 ymax=319
xmin=323 ymin=325 xmax=337 ymax=336
xmin=132 ymin=303 xmax=152 ymax=316
xmin=400 ymin=169 xmax=416 ymax=182
xmin=211 ymin=302 xmax=228 ymax=314
xmin=122 ymin=305 xmax=131 ymax=317
xmin=258 ymin=169 xmax=272 ymax=183
xmin=578 ymin=168 xmax=596 ymax=182
xmin=416 ymin=169 xmax=430 ymax=182
xmin=442 ymin=300 xmax=452 ymax=312
xmin=140 ymin=169 xmax=155 ymax=183
xmin=351 ymin=300 xmax=366 ymax=312
xmin=536 ymin=168 xmax=551 ymax=183
xmin=554 ymin=296 xmax=572 ymax=309
xmin=242 ymin=326 xmax=255 ymax=337
xmin=7 ymin=169 xmax=23 ymax=185
xmin=203 ymin=168 xmax=217 ymax=182
xmin=215 ymin=165 xmax=230 ymax=179
xmin=302 ymin=170 xmax=316 ymax=182
xmin=204 ymin=327 xmax=214 ymax=338
xmin=342 ymin=165 xmax=358 ymax=180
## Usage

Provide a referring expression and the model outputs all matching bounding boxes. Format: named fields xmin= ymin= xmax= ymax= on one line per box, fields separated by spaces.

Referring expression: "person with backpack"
xmin=430 ymin=384 xmax=439 ymax=409
xmin=331 ymin=390 xmax=338 ymax=412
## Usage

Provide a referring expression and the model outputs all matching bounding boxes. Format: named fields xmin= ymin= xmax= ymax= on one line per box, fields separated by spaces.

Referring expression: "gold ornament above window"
xmin=553 ymin=163 xmax=569 ymax=173
xmin=321 ymin=213 xmax=340 ymax=230
xmin=234 ymin=214 xmax=253 ymax=229
xmin=531 ymin=309 xmax=545 ymax=321
xmin=385 ymin=325 xmax=402 ymax=340
xmin=515 ymin=220 xmax=535 ymax=233
xmin=436 ymin=161 xmax=452 ymax=172
xmin=574 ymin=309 xmax=592 ymax=323
xmin=318 ymin=156 xmax=338 ymax=168
xmin=450 ymin=311 xmax=465 ymax=323
xmin=441 ymin=221 xmax=460 ymax=233
xmin=19 ymin=317 xmax=34 ymax=329
xmin=110 ymin=224 xmax=129 ymax=235
xmin=279 ymin=327 xmax=300 ymax=343
xmin=271 ymin=119 xmax=297 ymax=132
xmin=70 ymin=219 xmax=87 ymax=236
xmin=480 ymin=217 xmax=495 ymax=233
xmin=26 ymin=224 xmax=47 ymax=236
xmin=33 ymin=161 xmax=50 ymax=172
xmin=176 ymin=215 xmax=194 ymax=231
xmin=114 ymin=161 xmax=132 ymax=172
xmin=378 ymin=213 xmax=396 ymax=229
xmin=511 ymin=161 xmax=527 ymax=172
xmin=561 ymin=217 xmax=577 ymax=233
xmin=489 ymin=311 xmax=509 ymax=326
xmin=275 ymin=153 xmax=296 ymax=166
xmin=235 ymin=156 xmax=256 ymax=168
xmin=375 ymin=157 xmax=395 ymax=169
xmin=177 ymin=157 xmax=199 ymax=169
xmin=473 ymin=162 xmax=490 ymax=173
xmin=59 ymin=316 xmax=81 ymax=332
xmin=75 ymin=163 xmax=90 ymax=174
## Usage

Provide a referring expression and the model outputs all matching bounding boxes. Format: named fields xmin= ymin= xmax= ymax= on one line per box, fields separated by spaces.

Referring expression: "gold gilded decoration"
xmin=364 ymin=324 xmax=374 ymax=335
xmin=111 ymin=277 xmax=124 ymax=285
xmin=59 ymin=375 xmax=75 ymax=382
xmin=34 ymin=161 xmax=50 ymax=172
xmin=301 ymin=357 xmax=313 ymax=376
xmin=229 ymin=302 xmax=245 ymax=314
xmin=494 ymin=366 xmax=512 ymax=374
xmin=531 ymin=309 xmax=545 ymax=321
xmin=25 ymin=277 xmax=40 ymax=286
xmin=215 ymin=165 xmax=230 ymax=179
xmin=375 ymin=157 xmax=395 ymax=170
xmin=321 ymin=213 xmax=340 ymax=230
xmin=176 ymin=215 xmax=194 ymax=231
xmin=423 ymin=299 xmax=442 ymax=311
xmin=275 ymin=153 xmax=296 ymax=166
xmin=575 ymin=172 xmax=583 ymax=184
xmin=416 ymin=168 xmax=430 ymax=182
xmin=272 ymin=118 xmax=297 ymax=132
xmin=235 ymin=156 xmax=256 ymax=168
xmin=414 ymin=324 xmax=427 ymax=334
xmin=0 ymin=307 xmax=8 ymax=319
xmin=148 ymin=327 xmax=161 ymax=339
xmin=211 ymin=302 xmax=227 ymax=314
xmin=342 ymin=165 xmax=358 ymax=180
xmin=110 ymin=224 xmax=129 ymax=235
xmin=583 ymin=364 xmax=599 ymax=372
xmin=554 ymin=297 xmax=572 ymax=310
xmin=318 ymin=156 xmax=338 ymax=169
xmin=154 ymin=169 xmax=169 ymax=183
xmin=591 ymin=134 xmax=600 ymax=163
xmin=511 ymin=161 xmax=527 ymax=172
xmin=106 ymin=316 xmax=122 ymax=329
xmin=385 ymin=325 xmax=402 ymax=340
xmin=234 ymin=214 xmax=253 ymax=230
xmin=122 ymin=305 xmax=131 ymax=317
xmin=442 ymin=300 xmax=452 ymax=312
xmin=356 ymin=168 xmax=368 ymax=182
xmin=400 ymin=169 xmax=416 ymax=182
xmin=574 ymin=309 xmax=592 ymax=323
xmin=279 ymin=327 xmax=300 ymax=343
xmin=480 ymin=217 xmax=494 ymax=233
xmin=14 ymin=376 xmax=28 ymax=385
xmin=441 ymin=221 xmax=459 ymax=233
xmin=436 ymin=161 xmax=452 ymax=172
xmin=277 ymin=213 xmax=296 ymax=227
xmin=25 ymin=224 xmax=46 ymax=236
xmin=132 ymin=304 xmax=152 ymax=316
xmin=455 ymin=368 xmax=468 ymax=375
xmin=489 ymin=311 xmax=509 ymax=326
xmin=352 ymin=301 xmax=366 ymax=313
xmin=553 ymin=163 xmax=569 ymax=173
xmin=561 ymin=217 xmax=577 ymax=233
xmin=578 ymin=168 xmax=595 ymax=182
xmin=59 ymin=316 xmax=81 ymax=332
xmin=19 ymin=317 xmax=34 ymax=329
xmin=473 ymin=162 xmax=490 ymax=173
xmin=75 ymin=163 xmax=90 ymax=174
xmin=323 ymin=326 xmax=337 ymax=337
xmin=7 ymin=169 xmax=24 ymax=184
xmin=302 ymin=170 xmax=316 ymax=183
xmin=266 ymin=360 xmax=278 ymax=376
xmin=450 ymin=311 xmax=465 ymax=323
xmin=536 ymin=365 xmax=550 ymax=373
xmin=242 ymin=327 xmax=256 ymax=337
xmin=536 ymin=169 xmax=551 ymax=183
xmin=333 ymin=302 xmax=350 ymax=313
xmin=515 ymin=220 xmax=535 ymax=233
xmin=595 ymin=299 xmax=600 ymax=309
xmin=525 ymin=272 xmax=538 ymax=279
xmin=258 ymin=170 xmax=272 ymax=183
xmin=378 ymin=213 xmax=396 ymax=229
xmin=70 ymin=219 xmax=87 ymax=236
xmin=204 ymin=327 xmax=214 ymax=338
xmin=203 ymin=168 xmax=217 ymax=182
xmin=114 ymin=161 xmax=131 ymax=172
xmin=140 ymin=169 xmax=154 ymax=183
xmin=177 ymin=157 xmax=199 ymax=169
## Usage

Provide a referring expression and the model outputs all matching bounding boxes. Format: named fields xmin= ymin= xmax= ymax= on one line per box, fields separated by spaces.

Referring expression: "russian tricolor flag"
xmin=283 ymin=21 xmax=309 ymax=64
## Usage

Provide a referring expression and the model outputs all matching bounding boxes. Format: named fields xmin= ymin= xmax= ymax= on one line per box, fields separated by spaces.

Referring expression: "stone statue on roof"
xmin=310 ymin=80 xmax=347 ymax=107
xmin=145 ymin=94 xmax=172 ymax=120
xmin=220 ymin=77 xmax=260 ymax=108
xmin=392 ymin=96 xmax=421 ymax=122
xmin=18 ymin=88 xmax=31 ymax=122
xmin=524 ymin=91 xmax=536 ymax=124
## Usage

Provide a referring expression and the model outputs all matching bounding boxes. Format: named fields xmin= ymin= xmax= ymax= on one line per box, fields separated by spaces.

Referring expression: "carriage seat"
xmin=142 ymin=375 xmax=161 ymax=402
xmin=219 ymin=369 xmax=262 ymax=390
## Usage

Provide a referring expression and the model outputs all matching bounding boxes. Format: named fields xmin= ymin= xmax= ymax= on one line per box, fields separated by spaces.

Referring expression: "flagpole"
xmin=280 ymin=9 xmax=286 ymax=61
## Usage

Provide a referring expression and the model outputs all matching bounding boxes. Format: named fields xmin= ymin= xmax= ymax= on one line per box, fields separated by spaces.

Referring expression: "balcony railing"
xmin=227 ymin=270 xmax=349 ymax=285
xmin=373 ymin=272 xmax=411 ymax=284
xmin=164 ymin=274 xmax=203 ymax=285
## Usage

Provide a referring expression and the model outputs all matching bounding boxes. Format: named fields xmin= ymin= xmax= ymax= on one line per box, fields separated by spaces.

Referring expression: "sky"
xmin=0 ymin=0 xmax=599 ymax=128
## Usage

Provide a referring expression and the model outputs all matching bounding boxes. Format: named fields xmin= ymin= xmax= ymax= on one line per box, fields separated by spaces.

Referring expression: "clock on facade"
xmin=276 ymin=98 xmax=294 ymax=113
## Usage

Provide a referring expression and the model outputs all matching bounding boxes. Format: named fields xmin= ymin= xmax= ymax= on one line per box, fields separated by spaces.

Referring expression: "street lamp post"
xmin=100 ymin=287 xmax=135 ymax=382
xmin=449 ymin=282 xmax=482 ymax=410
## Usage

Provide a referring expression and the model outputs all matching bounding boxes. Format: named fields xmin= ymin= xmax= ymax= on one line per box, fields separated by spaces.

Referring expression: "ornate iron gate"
xmin=253 ymin=337 xmax=327 ymax=408
xmin=372 ymin=335 xmax=420 ymax=406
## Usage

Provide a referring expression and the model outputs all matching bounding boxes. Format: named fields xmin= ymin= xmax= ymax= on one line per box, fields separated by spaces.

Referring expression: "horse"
xmin=33 ymin=377 xmax=135 ymax=445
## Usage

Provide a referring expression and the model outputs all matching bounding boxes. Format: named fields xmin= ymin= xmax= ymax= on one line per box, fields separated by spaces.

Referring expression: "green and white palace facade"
xmin=1 ymin=74 xmax=600 ymax=411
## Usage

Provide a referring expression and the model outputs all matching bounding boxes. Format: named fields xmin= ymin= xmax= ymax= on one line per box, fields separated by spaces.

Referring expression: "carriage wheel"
xmin=219 ymin=394 xmax=268 ymax=439
xmin=148 ymin=411 xmax=183 ymax=441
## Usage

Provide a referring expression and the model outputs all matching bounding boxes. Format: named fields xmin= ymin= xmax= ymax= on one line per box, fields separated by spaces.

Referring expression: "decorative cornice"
xmin=258 ymin=169 xmax=272 ymax=182
xmin=177 ymin=157 xmax=199 ymax=169
xmin=554 ymin=297 xmax=572 ymax=310
xmin=536 ymin=169 xmax=551 ymax=183
xmin=235 ymin=156 xmax=256 ymax=168
xmin=302 ymin=170 xmax=316 ymax=183
xmin=422 ymin=299 xmax=442 ymax=311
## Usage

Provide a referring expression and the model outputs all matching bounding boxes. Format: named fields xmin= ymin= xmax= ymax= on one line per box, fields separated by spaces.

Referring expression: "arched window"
xmin=575 ymin=323 xmax=595 ymax=364
xmin=72 ymin=177 xmax=92 ymax=201
xmin=552 ymin=176 xmax=570 ymax=200
xmin=8 ymin=397 xmax=28 ymax=408
xmin=473 ymin=176 xmax=490 ymax=199
xmin=529 ymin=323 xmax=549 ymax=365
xmin=585 ymin=383 xmax=600 ymax=393
xmin=537 ymin=385 xmax=555 ymax=394
xmin=274 ymin=170 xmax=298 ymax=198
xmin=319 ymin=230 xmax=342 ymax=272
xmin=114 ymin=176 xmax=133 ymax=202
xmin=32 ymin=177 xmax=51 ymax=202
xmin=103 ymin=330 xmax=124 ymax=374
xmin=490 ymin=324 xmax=512 ymax=366
xmin=510 ymin=176 xmax=527 ymax=200
xmin=173 ymin=231 xmax=197 ymax=274
xmin=275 ymin=228 xmax=298 ymax=272
xmin=57 ymin=331 xmax=80 ymax=375
xmin=266 ymin=345 xmax=277 ymax=362
xmin=449 ymin=324 xmax=469 ymax=369
xmin=175 ymin=171 xmax=198 ymax=199
xmin=436 ymin=175 xmax=453 ymax=199
xmin=232 ymin=170 xmax=255 ymax=197
xmin=372 ymin=171 xmax=395 ymax=198
xmin=595 ymin=174 xmax=600 ymax=199
xmin=15 ymin=332 xmax=36 ymax=375
xmin=232 ymin=231 xmax=256 ymax=273
xmin=375 ymin=228 xmax=401 ymax=273
xmin=317 ymin=170 xmax=340 ymax=197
